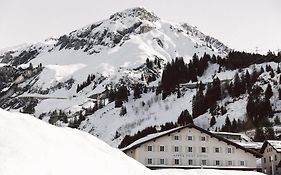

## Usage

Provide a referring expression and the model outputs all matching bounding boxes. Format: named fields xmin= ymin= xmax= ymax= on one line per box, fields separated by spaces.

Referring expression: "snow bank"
xmin=0 ymin=109 xmax=153 ymax=175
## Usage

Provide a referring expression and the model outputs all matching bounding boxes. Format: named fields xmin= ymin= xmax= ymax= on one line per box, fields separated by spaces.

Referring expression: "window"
xmin=275 ymin=155 xmax=278 ymax=161
xmin=240 ymin=161 xmax=245 ymax=166
xmin=269 ymin=156 xmax=272 ymax=162
xmin=160 ymin=146 xmax=165 ymax=152
xmin=174 ymin=146 xmax=179 ymax=152
xmin=147 ymin=158 xmax=152 ymax=164
xmin=215 ymin=147 xmax=220 ymax=153
xmin=227 ymin=147 xmax=232 ymax=153
xmin=201 ymin=136 xmax=206 ymax=141
xmin=201 ymin=147 xmax=206 ymax=153
xmin=188 ymin=147 xmax=193 ymax=153
xmin=201 ymin=160 xmax=207 ymax=165
xmin=175 ymin=159 xmax=179 ymax=165
xmin=188 ymin=159 xmax=193 ymax=165
xmin=160 ymin=159 xmax=165 ymax=165
xmin=228 ymin=161 xmax=232 ymax=166
xmin=174 ymin=135 xmax=179 ymax=140
xmin=215 ymin=160 xmax=220 ymax=166
xmin=147 ymin=145 xmax=153 ymax=151
xmin=264 ymin=157 xmax=266 ymax=163
xmin=188 ymin=136 xmax=193 ymax=141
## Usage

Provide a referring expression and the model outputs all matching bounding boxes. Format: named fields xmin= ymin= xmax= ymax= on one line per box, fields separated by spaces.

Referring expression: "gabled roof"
xmin=260 ymin=140 xmax=281 ymax=154
xmin=122 ymin=124 xmax=262 ymax=158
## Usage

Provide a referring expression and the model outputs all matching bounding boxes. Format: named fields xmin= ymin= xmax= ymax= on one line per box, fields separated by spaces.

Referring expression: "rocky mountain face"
xmin=3 ymin=7 xmax=279 ymax=147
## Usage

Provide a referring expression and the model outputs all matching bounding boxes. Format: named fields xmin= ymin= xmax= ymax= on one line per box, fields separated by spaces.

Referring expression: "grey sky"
xmin=0 ymin=0 xmax=280 ymax=54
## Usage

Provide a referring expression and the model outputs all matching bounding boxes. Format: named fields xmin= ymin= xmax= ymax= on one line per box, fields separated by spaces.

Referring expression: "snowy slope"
xmin=0 ymin=109 xmax=154 ymax=175
xmin=0 ymin=7 xmax=233 ymax=147
xmin=3 ymin=7 xmax=279 ymax=148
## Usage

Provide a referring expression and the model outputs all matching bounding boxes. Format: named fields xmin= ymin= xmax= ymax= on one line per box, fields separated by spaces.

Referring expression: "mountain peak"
xmin=109 ymin=7 xmax=159 ymax=22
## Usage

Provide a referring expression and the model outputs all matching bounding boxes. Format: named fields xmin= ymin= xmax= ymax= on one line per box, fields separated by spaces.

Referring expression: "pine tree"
xmin=264 ymin=126 xmax=275 ymax=140
xmin=133 ymin=84 xmax=142 ymax=99
xmin=265 ymin=84 xmax=273 ymax=100
xmin=177 ymin=110 xmax=193 ymax=126
xmin=274 ymin=116 xmax=281 ymax=125
xmin=254 ymin=127 xmax=265 ymax=142
xmin=120 ymin=106 xmax=127 ymax=116
xmin=210 ymin=116 xmax=216 ymax=127
xmin=233 ymin=72 xmax=242 ymax=97
xmin=192 ymin=89 xmax=206 ymax=118
xmin=277 ymin=66 xmax=281 ymax=74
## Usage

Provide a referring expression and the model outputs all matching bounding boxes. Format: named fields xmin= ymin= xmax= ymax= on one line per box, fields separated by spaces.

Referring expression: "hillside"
xmin=0 ymin=7 xmax=281 ymax=147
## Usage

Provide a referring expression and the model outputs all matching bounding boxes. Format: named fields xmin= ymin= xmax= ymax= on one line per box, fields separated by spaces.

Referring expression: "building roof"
xmin=210 ymin=131 xmax=252 ymax=142
xmin=235 ymin=142 xmax=263 ymax=150
xmin=260 ymin=140 xmax=281 ymax=154
xmin=121 ymin=124 xmax=262 ymax=158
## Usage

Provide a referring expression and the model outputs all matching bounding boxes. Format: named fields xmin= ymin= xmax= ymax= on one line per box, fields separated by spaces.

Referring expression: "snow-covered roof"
xmin=260 ymin=140 xmax=281 ymax=153
xmin=211 ymin=131 xmax=252 ymax=142
xmin=235 ymin=142 xmax=263 ymax=150
xmin=268 ymin=140 xmax=281 ymax=152
xmin=121 ymin=124 xmax=262 ymax=157
xmin=121 ymin=127 xmax=183 ymax=151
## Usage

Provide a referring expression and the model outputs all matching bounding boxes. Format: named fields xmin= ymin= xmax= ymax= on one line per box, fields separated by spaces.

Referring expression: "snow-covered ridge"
xmin=0 ymin=7 xmax=229 ymax=65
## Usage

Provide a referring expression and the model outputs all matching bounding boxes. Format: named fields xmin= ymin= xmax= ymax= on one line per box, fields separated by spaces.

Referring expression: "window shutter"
xmin=185 ymin=136 xmax=188 ymax=141
xmin=171 ymin=146 xmax=174 ymax=153
xmin=206 ymin=136 xmax=209 ymax=141
xmin=144 ymin=144 xmax=147 ymax=151
xmin=225 ymin=147 xmax=228 ymax=153
xmin=165 ymin=145 xmax=168 ymax=152
xmin=179 ymin=146 xmax=182 ymax=153
xmin=157 ymin=145 xmax=160 ymax=152
xmin=165 ymin=158 xmax=168 ymax=165
xmin=153 ymin=145 xmax=155 ymax=152
xmin=206 ymin=147 xmax=209 ymax=153
xmin=193 ymin=147 xmax=196 ymax=153
xmin=153 ymin=158 xmax=156 ymax=165
xmin=220 ymin=147 xmax=222 ymax=153
xmin=180 ymin=158 xmax=182 ymax=165
xmin=245 ymin=160 xmax=248 ymax=166
xmin=232 ymin=148 xmax=235 ymax=154
xmin=179 ymin=135 xmax=182 ymax=140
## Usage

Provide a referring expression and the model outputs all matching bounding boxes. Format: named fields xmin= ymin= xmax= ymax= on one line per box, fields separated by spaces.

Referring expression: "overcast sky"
xmin=0 ymin=0 xmax=280 ymax=54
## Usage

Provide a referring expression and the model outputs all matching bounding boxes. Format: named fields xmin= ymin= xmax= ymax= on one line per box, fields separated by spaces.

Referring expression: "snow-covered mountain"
xmin=1 ymin=7 xmax=280 ymax=147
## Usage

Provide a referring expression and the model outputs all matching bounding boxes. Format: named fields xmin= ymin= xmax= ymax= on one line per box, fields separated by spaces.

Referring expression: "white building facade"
xmin=260 ymin=140 xmax=281 ymax=175
xmin=123 ymin=124 xmax=261 ymax=170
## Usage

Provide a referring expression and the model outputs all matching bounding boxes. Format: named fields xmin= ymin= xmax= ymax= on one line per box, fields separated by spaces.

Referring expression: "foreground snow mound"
xmin=0 ymin=109 xmax=153 ymax=175
xmin=156 ymin=169 xmax=264 ymax=175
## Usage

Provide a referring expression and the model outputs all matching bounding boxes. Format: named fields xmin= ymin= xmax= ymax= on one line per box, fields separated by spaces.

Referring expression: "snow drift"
xmin=0 ymin=109 xmax=153 ymax=175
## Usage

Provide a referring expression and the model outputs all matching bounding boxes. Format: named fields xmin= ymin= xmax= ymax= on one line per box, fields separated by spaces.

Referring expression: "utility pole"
xmin=271 ymin=155 xmax=274 ymax=175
